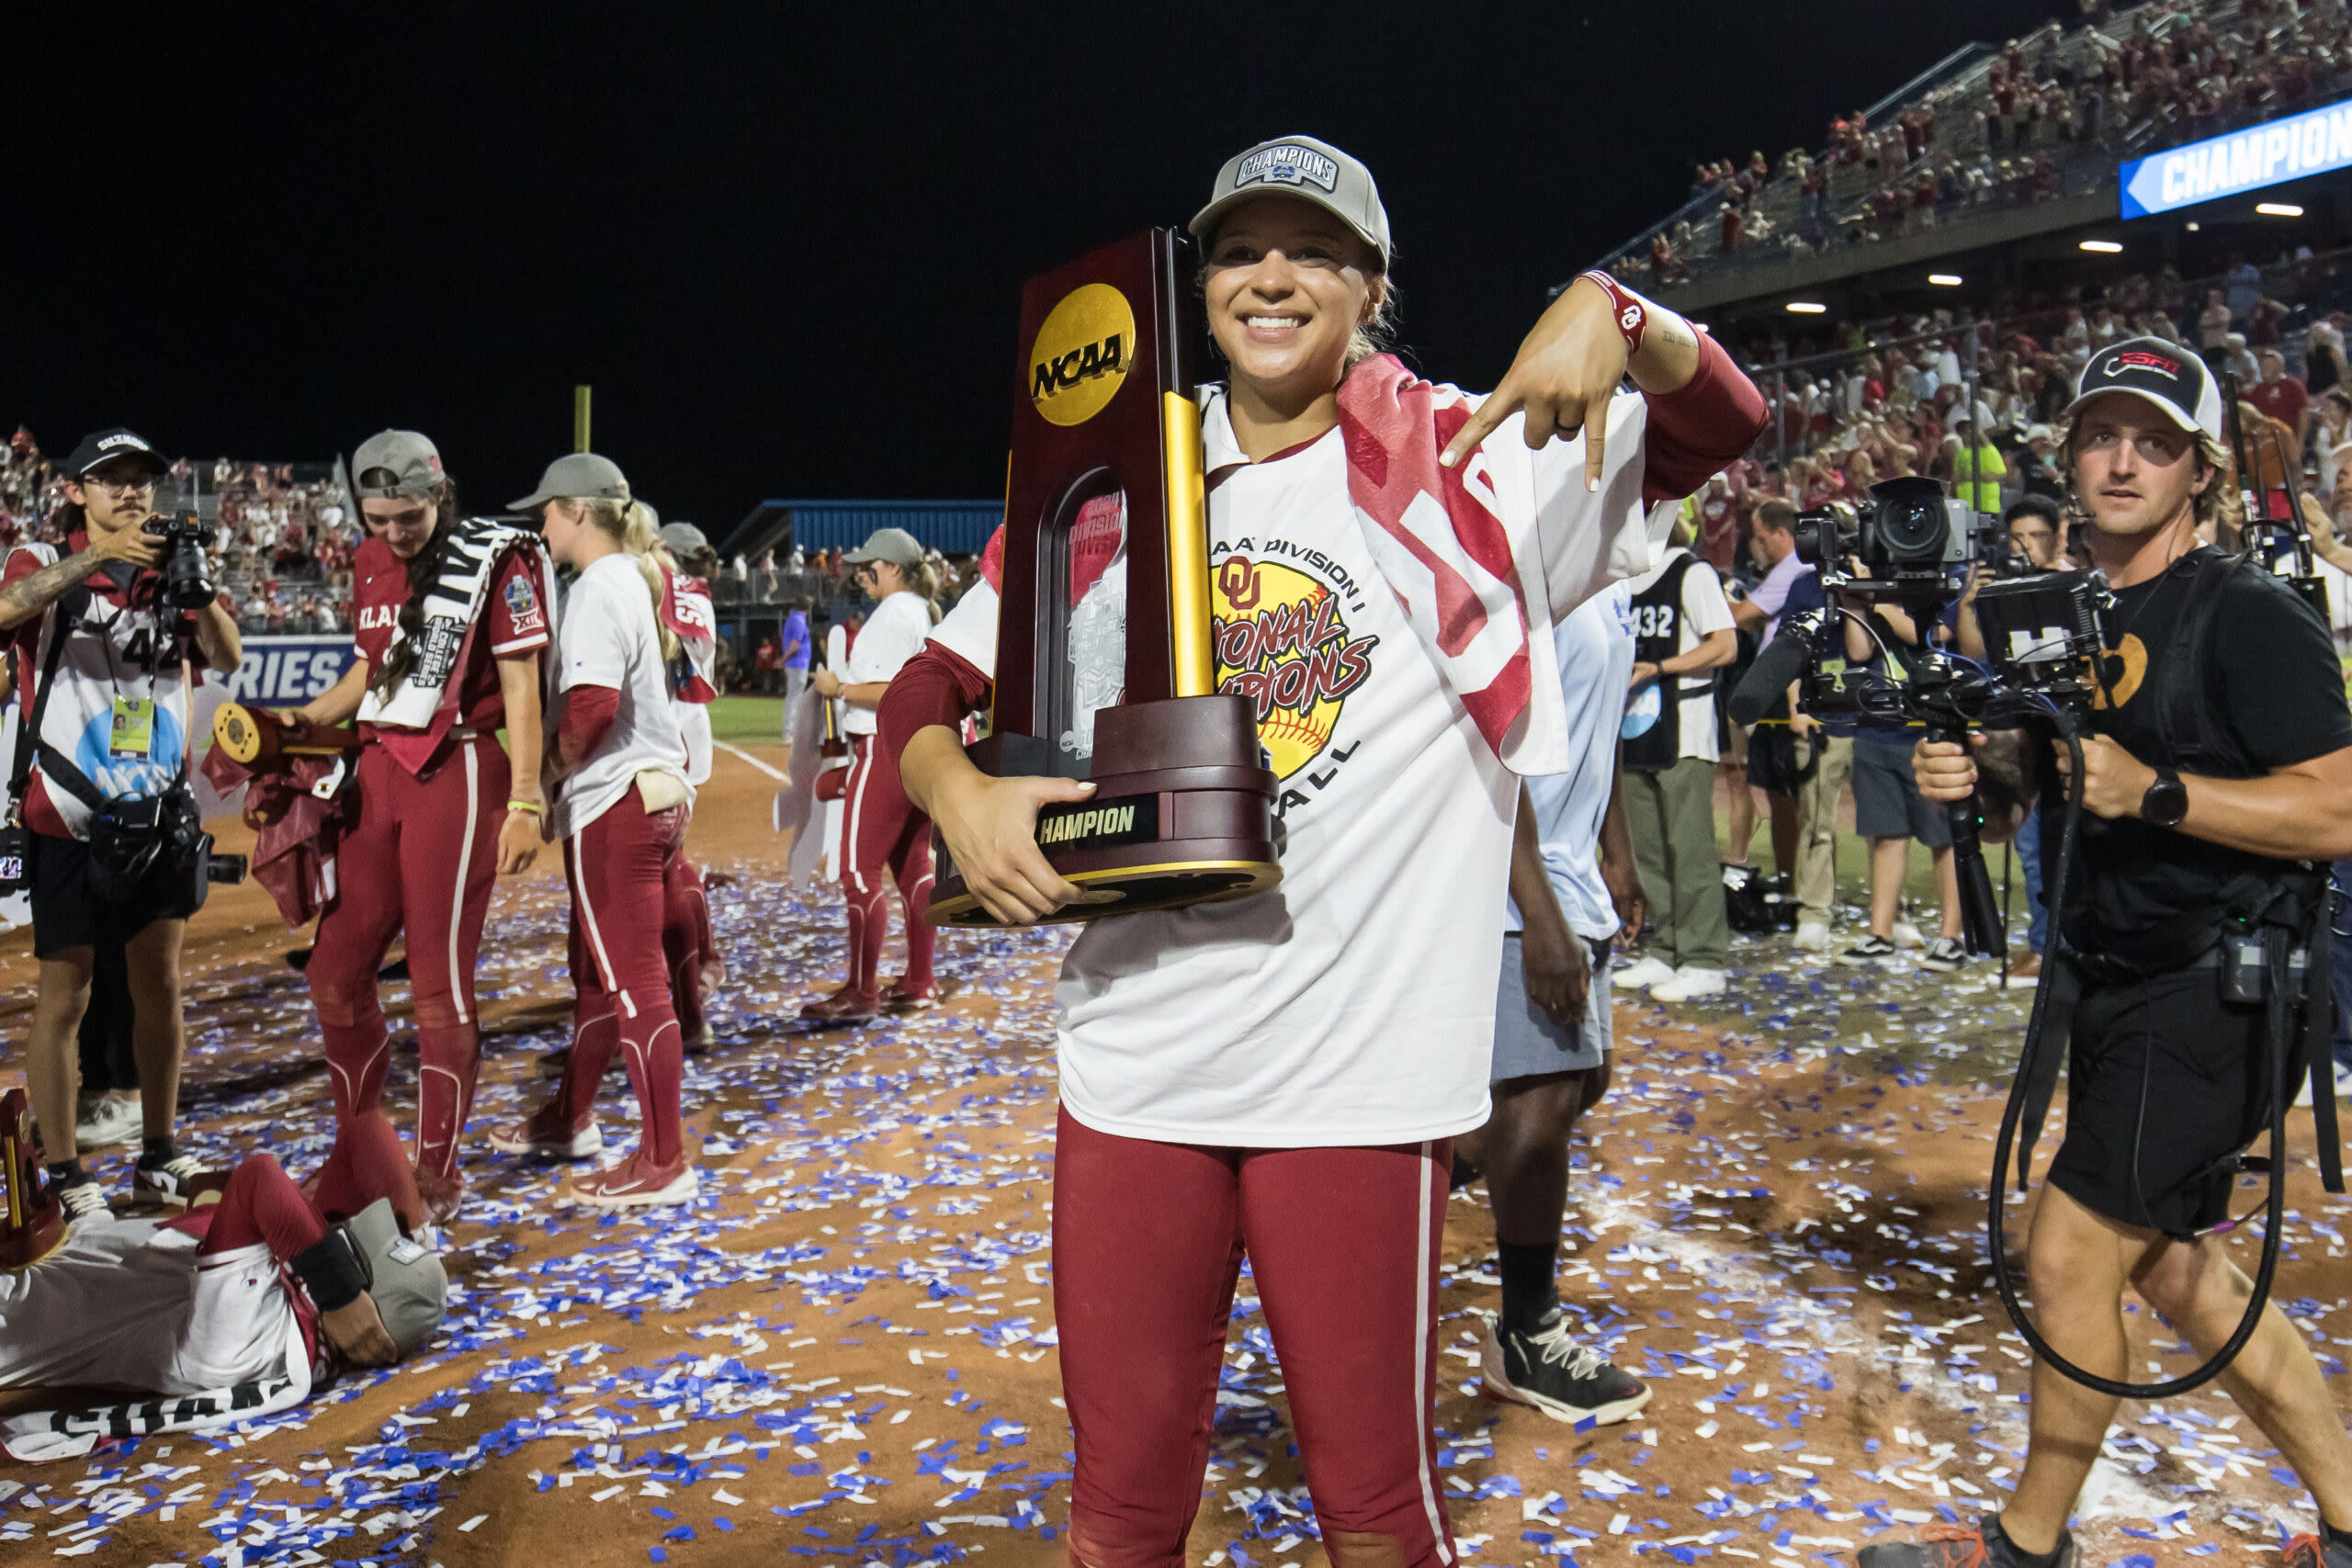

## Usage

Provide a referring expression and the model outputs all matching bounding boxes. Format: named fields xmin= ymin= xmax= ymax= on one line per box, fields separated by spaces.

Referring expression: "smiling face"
xmin=2068 ymin=391 xmax=2211 ymax=540
xmin=1202 ymin=195 xmax=1384 ymax=406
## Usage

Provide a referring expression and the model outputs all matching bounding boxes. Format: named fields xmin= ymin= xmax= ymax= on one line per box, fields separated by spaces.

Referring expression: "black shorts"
xmin=1745 ymin=725 xmax=1807 ymax=796
xmin=2045 ymin=964 xmax=2270 ymax=1236
xmin=28 ymin=831 xmax=202 ymax=960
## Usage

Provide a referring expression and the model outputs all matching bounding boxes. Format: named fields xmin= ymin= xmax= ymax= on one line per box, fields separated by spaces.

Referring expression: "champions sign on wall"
xmin=2119 ymin=97 xmax=2352 ymax=219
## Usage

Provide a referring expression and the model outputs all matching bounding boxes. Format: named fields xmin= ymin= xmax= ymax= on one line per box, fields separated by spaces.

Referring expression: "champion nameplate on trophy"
xmin=927 ymin=228 xmax=1282 ymax=927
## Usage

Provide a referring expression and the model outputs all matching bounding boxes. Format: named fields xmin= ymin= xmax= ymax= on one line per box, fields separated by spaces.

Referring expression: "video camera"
xmin=1734 ymin=476 xmax=2115 ymax=956
xmin=143 ymin=512 xmax=216 ymax=611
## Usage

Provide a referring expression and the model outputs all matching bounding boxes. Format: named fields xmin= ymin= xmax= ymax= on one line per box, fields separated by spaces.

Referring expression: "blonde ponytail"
xmin=574 ymin=494 xmax=683 ymax=663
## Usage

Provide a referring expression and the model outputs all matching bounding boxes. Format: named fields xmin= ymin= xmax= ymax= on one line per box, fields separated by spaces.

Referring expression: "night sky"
xmin=16 ymin=2 xmax=2059 ymax=539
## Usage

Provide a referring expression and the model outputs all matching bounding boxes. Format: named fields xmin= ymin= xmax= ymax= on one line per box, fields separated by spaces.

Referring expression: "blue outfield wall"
xmin=728 ymin=500 xmax=1002 ymax=558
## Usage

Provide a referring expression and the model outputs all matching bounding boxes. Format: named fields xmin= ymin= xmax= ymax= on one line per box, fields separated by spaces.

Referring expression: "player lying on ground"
xmin=0 ymin=1107 xmax=446 ymax=1461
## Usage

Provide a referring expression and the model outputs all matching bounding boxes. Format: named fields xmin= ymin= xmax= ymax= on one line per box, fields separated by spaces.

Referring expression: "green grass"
xmin=707 ymin=694 xmax=790 ymax=749
xmin=1718 ymin=806 xmax=2036 ymax=930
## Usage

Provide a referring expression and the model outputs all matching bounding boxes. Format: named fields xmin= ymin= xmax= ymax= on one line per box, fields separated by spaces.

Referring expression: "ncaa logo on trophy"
xmin=926 ymin=230 xmax=1283 ymax=927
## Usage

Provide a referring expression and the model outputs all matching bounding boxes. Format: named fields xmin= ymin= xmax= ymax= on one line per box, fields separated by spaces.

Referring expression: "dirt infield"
xmin=1 ymin=745 xmax=2347 ymax=1568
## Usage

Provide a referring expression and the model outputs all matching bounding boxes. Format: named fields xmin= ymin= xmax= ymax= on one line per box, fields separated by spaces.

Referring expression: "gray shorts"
xmin=1851 ymin=731 xmax=1951 ymax=849
xmin=1491 ymin=934 xmax=1614 ymax=1082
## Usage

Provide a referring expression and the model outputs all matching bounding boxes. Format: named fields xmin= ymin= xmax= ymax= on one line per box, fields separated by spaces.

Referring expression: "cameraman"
xmin=0 ymin=430 xmax=241 ymax=1224
xmin=1869 ymin=342 xmax=2352 ymax=1568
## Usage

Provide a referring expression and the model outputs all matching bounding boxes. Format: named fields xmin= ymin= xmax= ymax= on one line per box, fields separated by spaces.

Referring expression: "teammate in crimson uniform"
xmin=278 ymin=431 xmax=550 ymax=1223
xmin=658 ymin=522 xmax=724 ymax=1055
xmin=801 ymin=527 xmax=941 ymax=1022
xmin=492 ymin=454 xmax=699 ymax=1209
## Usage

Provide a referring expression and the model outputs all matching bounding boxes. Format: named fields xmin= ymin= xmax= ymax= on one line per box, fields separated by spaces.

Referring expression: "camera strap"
xmin=6 ymin=586 xmax=90 ymax=828
xmin=2007 ymin=950 xmax=2083 ymax=1189
xmin=2152 ymin=549 xmax=2257 ymax=779
xmin=2300 ymin=884 xmax=2344 ymax=1193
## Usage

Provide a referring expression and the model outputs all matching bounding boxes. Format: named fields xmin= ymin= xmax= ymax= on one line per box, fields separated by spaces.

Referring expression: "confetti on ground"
xmin=1 ymin=747 xmax=2345 ymax=1566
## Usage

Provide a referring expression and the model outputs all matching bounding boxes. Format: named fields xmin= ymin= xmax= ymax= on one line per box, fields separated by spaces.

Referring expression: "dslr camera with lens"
xmin=144 ymin=511 xmax=216 ymax=611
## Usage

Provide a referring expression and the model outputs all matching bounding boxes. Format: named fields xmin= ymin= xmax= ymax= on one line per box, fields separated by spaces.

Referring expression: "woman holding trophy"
xmin=885 ymin=136 xmax=1765 ymax=1566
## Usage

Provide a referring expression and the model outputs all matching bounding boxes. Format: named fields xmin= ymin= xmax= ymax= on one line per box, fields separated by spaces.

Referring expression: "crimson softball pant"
xmin=548 ymin=788 xmax=688 ymax=1164
xmin=307 ymin=737 xmax=507 ymax=1183
xmin=841 ymin=735 xmax=934 ymax=996
xmin=197 ymin=1111 xmax=419 ymax=1258
xmin=662 ymin=855 xmax=715 ymax=1040
xmin=1052 ymin=1109 xmax=1456 ymax=1568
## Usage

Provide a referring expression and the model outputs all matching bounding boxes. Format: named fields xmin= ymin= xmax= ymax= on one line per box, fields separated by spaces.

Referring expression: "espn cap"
xmin=2064 ymin=336 xmax=2224 ymax=444
xmin=841 ymin=526 xmax=924 ymax=568
xmin=341 ymin=1198 xmax=447 ymax=1358
xmin=660 ymin=522 xmax=713 ymax=558
xmin=1190 ymin=134 xmax=1392 ymax=266
xmin=62 ymin=428 xmax=167 ymax=480
xmin=351 ymin=430 xmax=447 ymax=500
xmin=510 ymin=452 xmax=629 ymax=512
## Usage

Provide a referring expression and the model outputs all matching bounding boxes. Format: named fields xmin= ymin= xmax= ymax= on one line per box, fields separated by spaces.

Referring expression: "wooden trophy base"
xmin=928 ymin=695 xmax=1281 ymax=928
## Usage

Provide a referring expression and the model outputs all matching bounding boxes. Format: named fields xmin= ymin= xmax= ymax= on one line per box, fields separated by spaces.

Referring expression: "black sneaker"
xmin=1838 ymin=933 xmax=1899 ymax=965
xmin=133 ymin=1152 xmax=228 ymax=1209
xmin=1917 ymin=936 xmax=1970 ymax=972
xmin=1478 ymin=1307 xmax=1650 ymax=1425
xmin=56 ymin=1176 xmax=114 ymax=1229
xmin=1858 ymin=1519 xmax=2074 ymax=1568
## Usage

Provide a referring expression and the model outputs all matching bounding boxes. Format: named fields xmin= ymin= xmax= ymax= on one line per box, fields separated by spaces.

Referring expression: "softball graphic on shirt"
xmin=1212 ymin=554 xmax=1378 ymax=781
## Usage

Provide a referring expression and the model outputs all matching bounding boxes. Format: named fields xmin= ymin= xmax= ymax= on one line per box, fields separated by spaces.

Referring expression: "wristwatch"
xmin=2141 ymin=766 xmax=2188 ymax=829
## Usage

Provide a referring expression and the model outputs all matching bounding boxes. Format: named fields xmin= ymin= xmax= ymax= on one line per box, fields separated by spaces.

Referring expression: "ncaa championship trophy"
xmin=927 ymin=229 xmax=1281 ymax=926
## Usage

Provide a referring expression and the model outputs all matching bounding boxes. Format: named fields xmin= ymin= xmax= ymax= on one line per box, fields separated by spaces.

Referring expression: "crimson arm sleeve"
xmin=1641 ymin=333 xmax=1769 ymax=505
xmin=876 ymin=645 xmax=992 ymax=763
xmin=558 ymin=684 xmax=621 ymax=771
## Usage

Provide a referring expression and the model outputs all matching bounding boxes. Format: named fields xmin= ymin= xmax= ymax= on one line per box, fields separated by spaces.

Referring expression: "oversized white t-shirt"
xmin=550 ymin=553 xmax=693 ymax=840
xmin=841 ymin=590 xmax=933 ymax=737
xmin=927 ymin=390 xmax=1651 ymax=1146
xmin=1623 ymin=546 xmax=1736 ymax=763
xmin=1506 ymin=585 xmax=1636 ymax=943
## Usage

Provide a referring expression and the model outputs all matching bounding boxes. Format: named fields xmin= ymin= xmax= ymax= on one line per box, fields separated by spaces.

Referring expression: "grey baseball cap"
xmin=840 ymin=526 xmax=923 ymax=567
xmin=510 ymin=451 xmax=630 ymax=512
xmin=340 ymin=1199 xmax=447 ymax=1358
xmin=351 ymin=430 xmax=447 ymax=500
xmin=1189 ymin=134 xmax=1391 ymax=266
xmin=660 ymin=522 xmax=712 ymax=557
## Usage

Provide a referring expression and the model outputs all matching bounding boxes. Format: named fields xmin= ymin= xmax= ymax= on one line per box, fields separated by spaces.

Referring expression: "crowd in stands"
xmin=1623 ymin=0 xmax=2352 ymax=283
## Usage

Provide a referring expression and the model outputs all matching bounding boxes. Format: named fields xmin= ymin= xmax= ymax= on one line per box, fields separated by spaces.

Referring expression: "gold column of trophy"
xmin=927 ymin=229 xmax=1281 ymax=927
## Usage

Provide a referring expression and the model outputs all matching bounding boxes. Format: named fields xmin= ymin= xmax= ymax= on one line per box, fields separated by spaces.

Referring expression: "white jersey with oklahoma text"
xmin=841 ymin=589 xmax=933 ymax=737
xmin=927 ymin=393 xmax=1649 ymax=1146
xmin=550 ymin=553 xmax=693 ymax=839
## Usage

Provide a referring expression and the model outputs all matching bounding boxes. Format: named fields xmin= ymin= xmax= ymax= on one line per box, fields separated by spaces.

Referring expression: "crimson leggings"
xmin=195 ymin=1110 xmax=421 ymax=1257
xmin=549 ymin=789 xmax=687 ymax=1164
xmin=841 ymin=736 xmax=934 ymax=995
xmin=1052 ymin=1109 xmax=1456 ymax=1568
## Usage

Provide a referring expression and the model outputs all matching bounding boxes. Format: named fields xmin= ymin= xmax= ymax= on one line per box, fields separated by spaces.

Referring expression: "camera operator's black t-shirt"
xmin=2046 ymin=547 xmax=2352 ymax=955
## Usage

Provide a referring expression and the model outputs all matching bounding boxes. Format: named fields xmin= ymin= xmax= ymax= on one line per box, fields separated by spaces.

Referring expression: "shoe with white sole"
xmin=1480 ymin=1307 xmax=1651 ymax=1426
xmin=74 ymin=1092 xmax=143 ymax=1150
xmin=1917 ymin=936 xmax=1969 ymax=973
xmin=569 ymin=1148 xmax=697 ymax=1209
xmin=1838 ymin=933 xmax=1900 ymax=965
xmin=133 ymin=1153 xmax=228 ymax=1210
xmin=1611 ymin=955 xmax=1677 ymax=991
xmin=57 ymin=1177 xmax=114 ymax=1230
xmin=1650 ymin=965 xmax=1727 ymax=1002
xmin=1793 ymin=922 xmax=1831 ymax=954
xmin=489 ymin=1104 xmax=604 ymax=1161
xmin=1890 ymin=919 xmax=1925 ymax=950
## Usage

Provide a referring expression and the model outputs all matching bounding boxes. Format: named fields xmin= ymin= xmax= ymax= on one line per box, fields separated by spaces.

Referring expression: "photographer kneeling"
xmin=1868 ymin=343 xmax=2352 ymax=1568
xmin=0 ymin=430 xmax=242 ymax=1223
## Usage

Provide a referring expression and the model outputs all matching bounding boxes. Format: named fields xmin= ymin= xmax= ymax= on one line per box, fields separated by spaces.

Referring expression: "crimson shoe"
xmin=883 ymin=979 xmax=938 ymax=1012
xmin=414 ymin=1164 xmax=465 ymax=1225
xmin=568 ymin=1148 xmax=697 ymax=1209
xmin=798 ymin=986 xmax=879 ymax=1023
xmin=132 ymin=1152 xmax=229 ymax=1210
xmin=2283 ymin=1532 xmax=2352 ymax=1568
xmin=489 ymin=1103 xmax=603 ymax=1161
xmin=1858 ymin=1520 xmax=2074 ymax=1568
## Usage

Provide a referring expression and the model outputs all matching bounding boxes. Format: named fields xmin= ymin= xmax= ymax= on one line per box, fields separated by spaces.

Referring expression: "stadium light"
xmin=2079 ymin=240 xmax=2124 ymax=254
xmin=2256 ymin=202 xmax=2304 ymax=217
xmin=2186 ymin=220 xmax=2200 ymax=231
xmin=1928 ymin=274 xmax=1962 ymax=287
xmin=1785 ymin=300 xmax=1828 ymax=314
